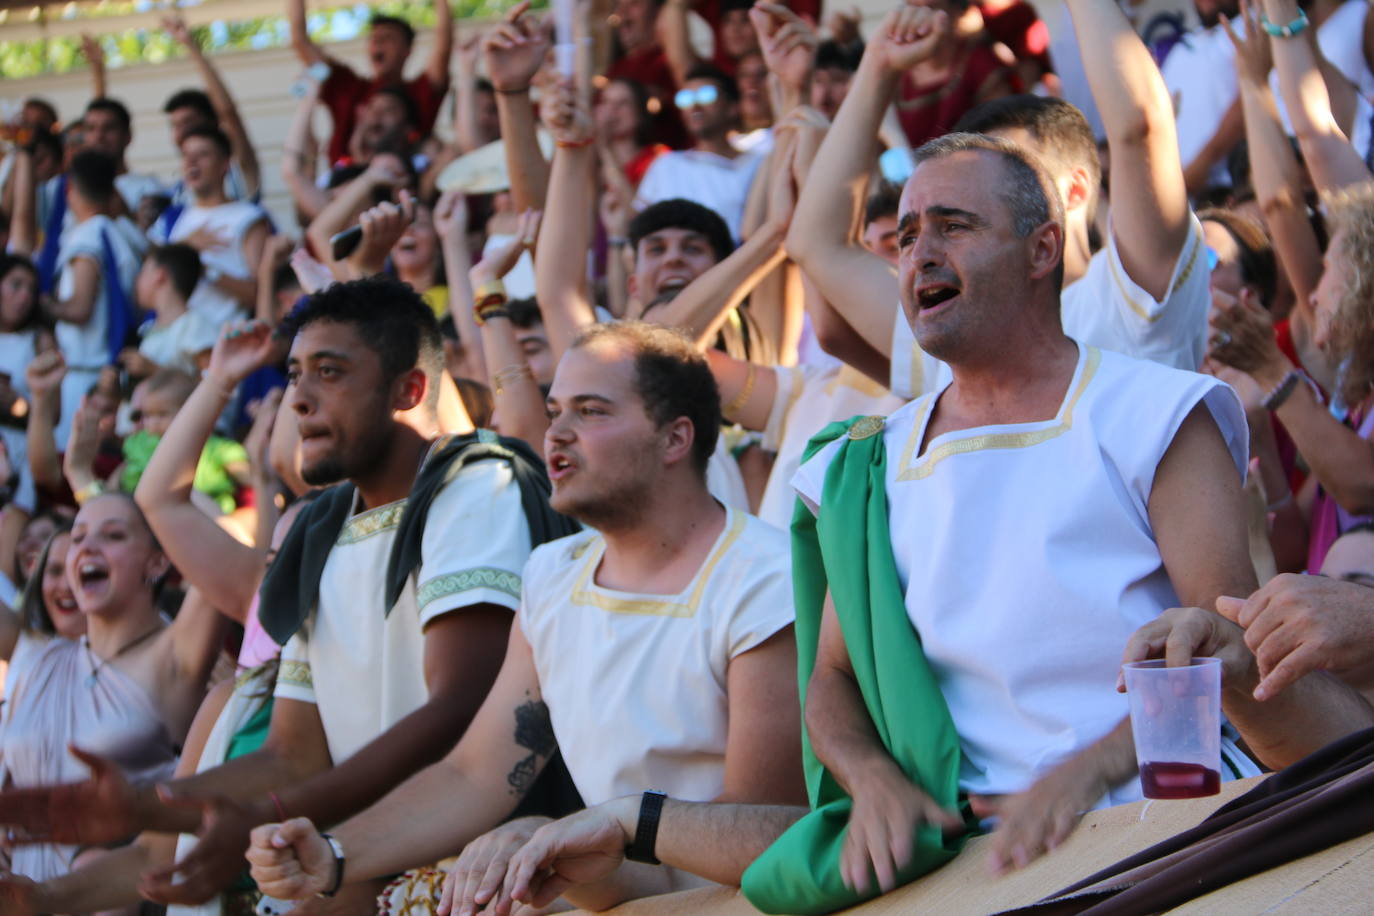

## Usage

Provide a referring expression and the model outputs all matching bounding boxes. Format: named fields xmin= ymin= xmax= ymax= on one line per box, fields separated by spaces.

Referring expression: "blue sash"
xmin=35 ymin=175 xmax=67 ymax=295
xmin=97 ymin=227 xmax=139 ymax=365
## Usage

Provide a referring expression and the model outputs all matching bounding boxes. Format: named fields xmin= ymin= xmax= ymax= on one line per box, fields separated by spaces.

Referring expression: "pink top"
xmin=237 ymin=592 xmax=281 ymax=670
xmin=1307 ymin=406 xmax=1374 ymax=572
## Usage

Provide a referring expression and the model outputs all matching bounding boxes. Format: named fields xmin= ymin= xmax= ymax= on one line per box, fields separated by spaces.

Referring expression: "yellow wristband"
xmin=73 ymin=481 xmax=104 ymax=506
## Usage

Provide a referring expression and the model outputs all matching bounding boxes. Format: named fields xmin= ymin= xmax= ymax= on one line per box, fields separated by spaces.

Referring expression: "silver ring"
xmin=1214 ymin=330 xmax=1232 ymax=348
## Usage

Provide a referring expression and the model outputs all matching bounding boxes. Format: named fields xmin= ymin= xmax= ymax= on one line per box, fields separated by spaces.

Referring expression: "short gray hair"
xmin=910 ymin=132 xmax=1064 ymax=239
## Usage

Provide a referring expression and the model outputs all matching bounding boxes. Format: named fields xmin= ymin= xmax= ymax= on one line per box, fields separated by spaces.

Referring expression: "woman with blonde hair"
xmin=0 ymin=493 xmax=225 ymax=881
xmin=1211 ymin=180 xmax=1374 ymax=571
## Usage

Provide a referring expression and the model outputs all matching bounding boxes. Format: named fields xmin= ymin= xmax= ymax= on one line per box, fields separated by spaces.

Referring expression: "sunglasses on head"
xmin=675 ymin=84 xmax=720 ymax=111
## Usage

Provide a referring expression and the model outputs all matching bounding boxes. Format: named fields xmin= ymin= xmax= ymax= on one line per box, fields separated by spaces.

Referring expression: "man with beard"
xmin=750 ymin=131 xmax=1365 ymax=913
xmin=244 ymin=321 xmax=803 ymax=914
xmin=149 ymin=127 xmax=269 ymax=325
xmin=790 ymin=0 xmax=1212 ymax=399
xmin=0 ymin=276 xmax=575 ymax=906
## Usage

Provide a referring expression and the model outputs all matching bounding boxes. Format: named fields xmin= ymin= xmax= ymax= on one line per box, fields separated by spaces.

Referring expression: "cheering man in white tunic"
xmin=754 ymin=132 xmax=1366 ymax=912
xmin=246 ymin=321 xmax=803 ymax=913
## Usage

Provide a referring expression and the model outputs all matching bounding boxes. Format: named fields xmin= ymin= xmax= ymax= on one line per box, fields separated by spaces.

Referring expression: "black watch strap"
xmin=624 ymin=790 xmax=667 ymax=865
xmin=318 ymin=833 xmax=345 ymax=897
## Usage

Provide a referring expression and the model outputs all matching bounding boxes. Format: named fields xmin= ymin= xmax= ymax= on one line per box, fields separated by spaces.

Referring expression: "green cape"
xmin=741 ymin=415 xmax=971 ymax=915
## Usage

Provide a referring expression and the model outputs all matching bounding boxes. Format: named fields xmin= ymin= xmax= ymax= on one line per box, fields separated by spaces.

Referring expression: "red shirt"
xmin=980 ymin=1 xmax=1053 ymax=74
xmin=895 ymin=41 xmax=1019 ymax=148
xmin=320 ymin=62 xmax=448 ymax=163
xmin=625 ymin=144 xmax=670 ymax=187
xmin=607 ymin=45 xmax=691 ymax=149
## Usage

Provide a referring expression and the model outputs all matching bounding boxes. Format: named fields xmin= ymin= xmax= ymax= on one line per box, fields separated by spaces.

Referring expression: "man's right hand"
xmin=1119 ymin=606 xmax=1258 ymax=693
xmin=483 ymin=0 xmax=551 ymax=94
xmin=841 ymin=765 xmax=961 ymax=894
xmin=0 ymin=746 xmax=144 ymax=847
xmin=868 ymin=3 xmax=947 ymax=76
xmin=206 ymin=320 xmax=280 ymax=394
xmin=245 ymin=817 xmax=336 ymax=901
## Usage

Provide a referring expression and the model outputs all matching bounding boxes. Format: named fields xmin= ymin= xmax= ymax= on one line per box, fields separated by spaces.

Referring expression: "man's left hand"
xmin=972 ymin=756 xmax=1104 ymax=875
xmin=138 ymin=788 xmax=261 ymax=905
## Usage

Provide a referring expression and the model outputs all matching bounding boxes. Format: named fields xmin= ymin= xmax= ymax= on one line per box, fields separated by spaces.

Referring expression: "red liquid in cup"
xmin=1139 ymin=761 xmax=1221 ymax=799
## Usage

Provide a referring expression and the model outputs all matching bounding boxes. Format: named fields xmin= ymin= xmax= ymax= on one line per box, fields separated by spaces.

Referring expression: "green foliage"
xmin=0 ymin=0 xmax=540 ymax=80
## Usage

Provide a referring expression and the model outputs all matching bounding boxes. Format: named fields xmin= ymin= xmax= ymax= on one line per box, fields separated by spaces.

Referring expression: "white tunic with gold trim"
xmin=795 ymin=344 xmax=1259 ymax=806
xmin=274 ymin=459 xmax=531 ymax=764
xmin=519 ymin=508 xmax=794 ymax=806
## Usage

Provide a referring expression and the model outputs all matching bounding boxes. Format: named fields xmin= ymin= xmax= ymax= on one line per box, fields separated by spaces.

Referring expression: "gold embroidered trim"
xmin=1107 ymin=219 xmax=1202 ymax=324
xmin=897 ymin=347 xmax=1101 ymax=481
xmin=337 ymin=500 xmax=407 ymax=545
xmin=570 ymin=511 xmax=746 ymax=617
xmin=848 ymin=415 xmax=886 ymax=440
xmin=277 ymin=660 xmax=314 ymax=690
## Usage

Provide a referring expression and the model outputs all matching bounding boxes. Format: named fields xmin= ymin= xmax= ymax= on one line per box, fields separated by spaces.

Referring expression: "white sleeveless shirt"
xmin=159 ymin=201 xmax=267 ymax=325
xmin=795 ymin=345 xmax=1254 ymax=805
xmin=519 ymin=509 xmax=794 ymax=806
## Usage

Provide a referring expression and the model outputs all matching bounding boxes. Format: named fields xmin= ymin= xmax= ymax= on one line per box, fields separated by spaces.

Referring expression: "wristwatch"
xmin=624 ymin=791 xmax=667 ymax=865
xmin=318 ymin=833 xmax=346 ymax=897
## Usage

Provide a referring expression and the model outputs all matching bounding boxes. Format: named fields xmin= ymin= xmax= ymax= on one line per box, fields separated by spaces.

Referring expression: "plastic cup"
xmin=1122 ymin=657 xmax=1222 ymax=799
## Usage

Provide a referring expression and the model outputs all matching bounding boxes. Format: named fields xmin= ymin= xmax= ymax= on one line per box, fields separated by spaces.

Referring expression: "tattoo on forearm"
xmin=507 ymin=695 xmax=556 ymax=796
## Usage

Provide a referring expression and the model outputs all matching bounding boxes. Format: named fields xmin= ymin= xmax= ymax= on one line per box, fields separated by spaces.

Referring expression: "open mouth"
xmin=655 ymin=277 xmax=690 ymax=297
xmin=76 ymin=561 xmax=110 ymax=595
xmin=548 ymin=453 xmax=576 ymax=481
xmin=916 ymin=285 xmax=960 ymax=311
xmin=53 ymin=594 xmax=78 ymax=613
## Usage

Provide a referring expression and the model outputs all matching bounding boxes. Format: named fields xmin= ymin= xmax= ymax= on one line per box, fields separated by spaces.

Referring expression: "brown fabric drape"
xmin=998 ymin=725 xmax=1374 ymax=916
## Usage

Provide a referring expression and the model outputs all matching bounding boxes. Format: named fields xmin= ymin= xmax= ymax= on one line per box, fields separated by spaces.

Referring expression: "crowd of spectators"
xmin=0 ymin=0 xmax=1373 ymax=912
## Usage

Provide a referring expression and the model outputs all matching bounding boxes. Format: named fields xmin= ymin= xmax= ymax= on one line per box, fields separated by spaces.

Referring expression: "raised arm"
xmin=132 ymin=322 xmax=281 ymax=625
xmin=473 ymin=212 xmax=550 ymax=451
xmin=658 ymin=0 xmax=704 ymax=87
xmin=246 ymin=620 xmax=556 ymax=897
xmin=167 ymin=17 xmax=262 ymax=200
xmin=654 ymin=137 xmax=794 ymax=348
xmin=283 ymin=91 xmax=328 ymax=227
xmin=9 ymin=147 xmax=37 ymax=257
xmin=1266 ymin=0 xmax=1371 ymax=192
xmin=303 ymin=158 xmax=407 ymax=273
xmin=453 ymin=31 xmax=487 ymax=154
xmin=81 ymin=35 xmax=107 ymax=100
xmin=485 ymin=1 xmax=553 ymax=214
xmin=1223 ymin=6 xmax=1323 ymax=312
xmin=534 ymin=79 xmax=599 ymax=360
xmin=751 ymin=1 xmax=819 ymax=116
xmin=288 ymin=0 xmax=329 ymax=67
xmin=786 ymin=7 xmax=943 ymax=358
xmin=1065 ymin=0 xmax=1189 ymax=300
xmin=427 ymin=0 xmax=455 ymax=92
xmin=23 ymin=351 xmax=65 ymax=495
